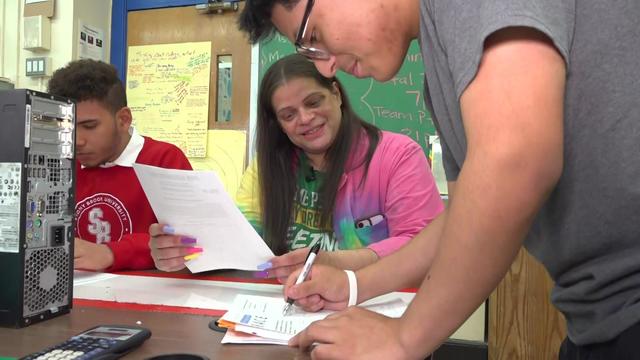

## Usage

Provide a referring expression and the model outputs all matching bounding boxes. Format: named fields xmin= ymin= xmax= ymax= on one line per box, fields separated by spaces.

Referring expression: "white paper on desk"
xmin=73 ymin=270 xmax=118 ymax=286
xmin=220 ymin=294 xmax=407 ymax=344
xmin=133 ymin=163 xmax=274 ymax=272
xmin=221 ymin=329 xmax=288 ymax=345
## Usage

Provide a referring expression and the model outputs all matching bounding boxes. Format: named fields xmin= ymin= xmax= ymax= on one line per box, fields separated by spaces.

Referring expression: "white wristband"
xmin=344 ymin=270 xmax=358 ymax=307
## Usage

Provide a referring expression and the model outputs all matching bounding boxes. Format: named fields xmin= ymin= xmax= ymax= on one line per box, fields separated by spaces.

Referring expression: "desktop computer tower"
xmin=0 ymin=89 xmax=76 ymax=327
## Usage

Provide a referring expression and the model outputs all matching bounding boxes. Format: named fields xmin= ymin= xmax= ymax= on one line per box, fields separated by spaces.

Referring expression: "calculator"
xmin=21 ymin=325 xmax=151 ymax=360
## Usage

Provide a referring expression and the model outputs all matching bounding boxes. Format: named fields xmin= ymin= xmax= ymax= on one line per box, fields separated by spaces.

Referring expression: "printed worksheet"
xmin=219 ymin=294 xmax=407 ymax=344
xmin=133 ymin=164 xmax=274 ymax=272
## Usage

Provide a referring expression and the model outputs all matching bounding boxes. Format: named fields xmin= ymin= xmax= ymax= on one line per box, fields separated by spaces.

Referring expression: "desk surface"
xmin=1 ymin=270 xmax=309 ymax=359
xmin=0 ymin=305 xmax=307 ymax=359
xmin=0 ymin=270 xmax=485 ymax=359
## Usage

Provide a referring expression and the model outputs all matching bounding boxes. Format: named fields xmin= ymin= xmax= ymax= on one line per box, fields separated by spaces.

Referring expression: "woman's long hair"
xmin=257 ymin=54 xmax=380 ymax=255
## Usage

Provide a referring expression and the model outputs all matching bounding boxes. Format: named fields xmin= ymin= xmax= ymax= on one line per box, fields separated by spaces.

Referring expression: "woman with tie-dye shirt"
xmin=235 ymin=54 xmax=444 ymax=280
xmin=148 ymin=54 xmax=443 ymax=276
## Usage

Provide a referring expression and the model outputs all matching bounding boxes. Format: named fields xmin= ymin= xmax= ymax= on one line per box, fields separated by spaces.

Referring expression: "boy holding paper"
xmin=48 ymin=59 xmax=192 ymax=271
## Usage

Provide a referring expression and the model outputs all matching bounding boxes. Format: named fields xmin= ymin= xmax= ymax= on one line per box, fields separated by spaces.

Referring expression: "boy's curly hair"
xmin=47 ymin=59 xmax=127 ymax=114
xmin=238 ymin=0 xmax=302 ymax=44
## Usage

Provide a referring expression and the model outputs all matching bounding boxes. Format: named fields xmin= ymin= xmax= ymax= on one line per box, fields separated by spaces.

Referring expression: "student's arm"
xmin=446 ymin=181 xmax=456 ymax=202
xmin=105 ymin=233 xmax=155 ymax=271
xmin=397 ymin=28 xmax=565 ymax=355
xmin=73 ymin=238 xmax=114 ymax=271
xmin=73 ymin=234 xmax=156 ymax=272
xmin=290 ymin=28 xmax=566 ymax=358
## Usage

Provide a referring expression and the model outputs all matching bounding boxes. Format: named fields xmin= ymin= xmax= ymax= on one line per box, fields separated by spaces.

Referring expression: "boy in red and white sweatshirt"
xmin=48 ymin=59 xmax=192 ymax=271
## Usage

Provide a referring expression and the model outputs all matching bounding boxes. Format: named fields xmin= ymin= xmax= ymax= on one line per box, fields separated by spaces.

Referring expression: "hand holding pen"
xmin=283 ymin=263 xmax=354 ymax=313
xmin=282 ymin=242 xmax=321 ymax=315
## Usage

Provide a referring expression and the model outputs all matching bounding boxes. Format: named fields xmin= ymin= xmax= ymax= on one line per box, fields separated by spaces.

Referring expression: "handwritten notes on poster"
xmin=127 ymin=42 xmax=212 ymax=157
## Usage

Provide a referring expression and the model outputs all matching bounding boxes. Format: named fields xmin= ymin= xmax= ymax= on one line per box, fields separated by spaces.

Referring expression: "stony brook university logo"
xmin=75 ymin=193 xmax=132 ymax=244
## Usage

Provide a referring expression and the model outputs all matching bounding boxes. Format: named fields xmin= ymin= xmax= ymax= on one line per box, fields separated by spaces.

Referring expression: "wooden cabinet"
xmin=489 ymin=249 xmax=566 ymax=359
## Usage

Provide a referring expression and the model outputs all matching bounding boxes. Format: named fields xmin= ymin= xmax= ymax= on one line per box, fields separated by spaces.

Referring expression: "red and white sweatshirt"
xmin=75 ymin=129 xmax=192 ymax=271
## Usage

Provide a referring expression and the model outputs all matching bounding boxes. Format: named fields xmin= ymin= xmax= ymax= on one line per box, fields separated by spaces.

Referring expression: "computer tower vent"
xmin=46 ymin=191 xmax=66 ymax=215
xmin=23 ymin=246 xmax=71 ymax=316
xmin=46 ymin=157 xmax=61 ymax=183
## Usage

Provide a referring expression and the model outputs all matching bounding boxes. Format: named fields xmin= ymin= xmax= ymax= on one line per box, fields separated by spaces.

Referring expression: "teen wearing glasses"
xmin=292 ymin=0 xmax=329 ymax=61
xmin=239 ymin=1 xmax=640 ymax=359
xmin=148 ymin=54 xmax=444 ymax=281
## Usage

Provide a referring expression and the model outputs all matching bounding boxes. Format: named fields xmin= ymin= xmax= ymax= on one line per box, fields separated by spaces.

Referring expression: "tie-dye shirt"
xmin=235 ymin=130 xmax=444 ymax=257
xmin=288 ymin=156 xmax=338 ymax=251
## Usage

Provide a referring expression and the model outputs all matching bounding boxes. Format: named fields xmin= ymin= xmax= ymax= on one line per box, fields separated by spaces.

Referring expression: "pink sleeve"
xmin=367 ymin=140 xmax=444 ymax=257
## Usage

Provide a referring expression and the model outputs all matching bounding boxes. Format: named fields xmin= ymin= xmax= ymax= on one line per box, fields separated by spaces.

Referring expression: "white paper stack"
xmin=218 ymin=294 xmax=407 ymax=345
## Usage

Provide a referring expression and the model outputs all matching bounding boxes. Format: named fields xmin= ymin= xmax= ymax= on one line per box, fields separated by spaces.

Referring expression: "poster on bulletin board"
xmin=126 ymin=42 xmax=212 ymax=157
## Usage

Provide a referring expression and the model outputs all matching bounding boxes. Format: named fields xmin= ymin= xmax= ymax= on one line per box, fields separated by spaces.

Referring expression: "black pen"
xmin=282 ymin=242 xmax=321 ymax=316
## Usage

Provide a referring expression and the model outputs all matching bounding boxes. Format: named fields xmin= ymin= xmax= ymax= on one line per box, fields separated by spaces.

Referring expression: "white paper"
xmin=220 ymin=294 xmax=407 ymax=344
xmin=133 ymin=163 xmax=274 ymax=272
xmin=221 ymin=329 xmax=288 ymax=345
xmin=73 ymin=271 xmax=290 ymax=310
xmin=73 ymin=270 xmax=118 ymax=286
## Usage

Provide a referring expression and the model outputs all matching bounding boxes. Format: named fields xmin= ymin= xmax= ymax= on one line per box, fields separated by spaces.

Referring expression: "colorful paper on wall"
xmin=127 ymin=42 xmax=212 ymax=157
xmin=188 ymin=129 xmax=247 ymax=195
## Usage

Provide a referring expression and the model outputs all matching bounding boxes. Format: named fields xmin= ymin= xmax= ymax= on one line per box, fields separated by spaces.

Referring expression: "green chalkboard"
xmin=259 ymin=33 xmax=435 ymax=157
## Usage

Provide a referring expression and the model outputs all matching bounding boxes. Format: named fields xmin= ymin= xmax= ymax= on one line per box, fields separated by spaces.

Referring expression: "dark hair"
xmin=47 ymin=59 xmax=127 ymax=114
xmin=238 ymin=0 xmax=301 ymax=44
xmin=257 ymin=54 xmax=380 ymax=255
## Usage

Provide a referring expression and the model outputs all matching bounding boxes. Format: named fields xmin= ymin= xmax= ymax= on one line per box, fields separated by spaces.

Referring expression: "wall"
xmin=0 ymin=0 xmax=111 ymax=91
xmin=0 ymin=0 xmax=20 ymax=86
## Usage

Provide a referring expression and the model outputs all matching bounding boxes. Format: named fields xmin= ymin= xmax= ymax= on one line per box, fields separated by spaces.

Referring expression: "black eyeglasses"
xmin=294 ymin=0 xmax=330 ymax=60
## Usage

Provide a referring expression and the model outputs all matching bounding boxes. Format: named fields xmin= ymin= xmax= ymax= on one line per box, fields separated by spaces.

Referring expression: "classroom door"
xmin=127 ymin=4 xmax=251 ymax=131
